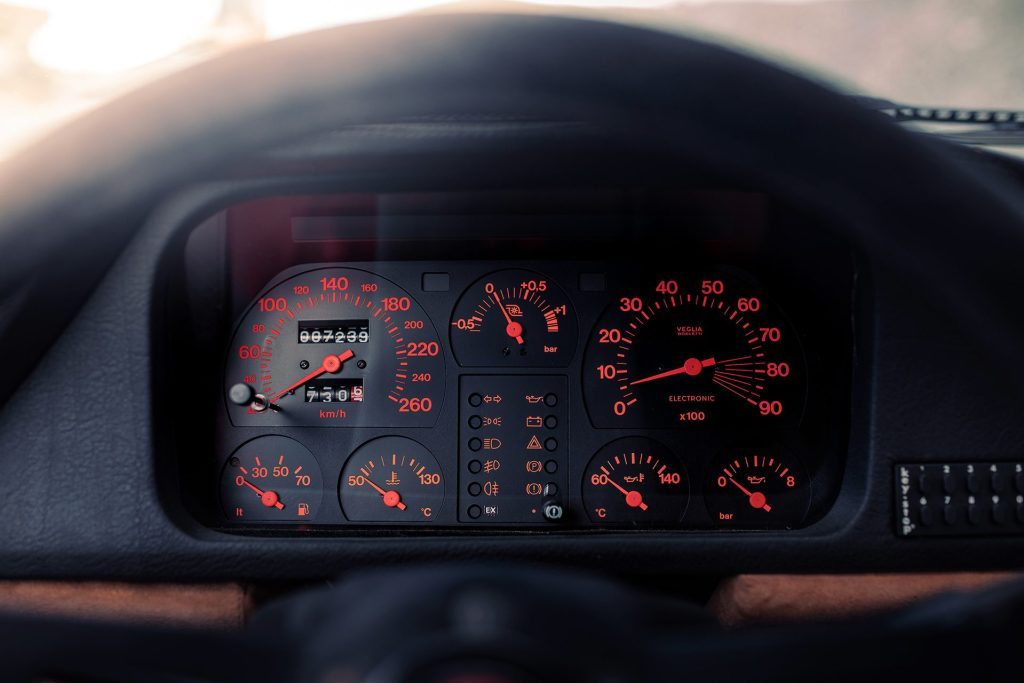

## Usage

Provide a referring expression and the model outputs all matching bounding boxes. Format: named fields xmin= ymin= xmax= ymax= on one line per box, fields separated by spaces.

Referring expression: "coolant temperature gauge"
xmin=449 ymin=269 xmax=577 ymax=367
xmin=339 ymin=437 xmax=445 ymax=522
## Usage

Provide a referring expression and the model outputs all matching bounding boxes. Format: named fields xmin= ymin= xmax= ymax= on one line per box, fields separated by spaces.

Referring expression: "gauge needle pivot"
xmin=269 ymin=349 xmax=355 ymax=404
xmin=362 ymin=477 xmax=407 ymax=511
xmin=630 ymin=357 xmax=716 ymax=386
xmin=728 ymin=477 xmax=772 ymax=512
xmin=493 ymin=293 xmax=524 ymax=344
xmin=241 ymin=478 xmax=285 ymax=510
xmin=604 ymin=475 xmax=648 ymax=511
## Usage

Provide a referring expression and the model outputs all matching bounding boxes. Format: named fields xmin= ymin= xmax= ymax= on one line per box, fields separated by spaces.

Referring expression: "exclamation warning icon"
xmin=526 ymin=435 xmax=543 ymax=450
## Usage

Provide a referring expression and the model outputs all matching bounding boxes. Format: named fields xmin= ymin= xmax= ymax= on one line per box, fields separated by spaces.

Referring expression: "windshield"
xmin=1 ymin=0 xmax=1020 ymax=160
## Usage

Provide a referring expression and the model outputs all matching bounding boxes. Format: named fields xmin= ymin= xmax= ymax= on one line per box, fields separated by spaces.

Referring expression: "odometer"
xmin=224 ymin=267 xmax=445 ymax=427
xmin=582 ymin=272 xmax=806 ymax=428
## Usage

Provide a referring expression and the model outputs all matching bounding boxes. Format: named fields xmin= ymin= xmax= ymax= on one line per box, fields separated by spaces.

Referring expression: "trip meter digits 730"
xmin=582 ymin=272 xmax=806 ymax=428
xmin=224 ymin=267 xmax=445 ymax=427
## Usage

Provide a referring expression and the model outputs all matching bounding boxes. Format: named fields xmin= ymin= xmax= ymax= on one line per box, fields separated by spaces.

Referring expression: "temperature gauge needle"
xmin=240 ymin=479 xmax=285 ymax=510
xmin=604 ymin=476 xmax=648 ymax=511
xmin=493 ymin=293 xmax=524 ymax=344
xmin=269 ymin=349 xmax=355 ymax=404
xmin=362 ymin=477 xmax=407 ymax=511
xmin=629 ymin=357 xmax=715 ymax=386
xmin=728 ymin=477 xmax=772 ymax=512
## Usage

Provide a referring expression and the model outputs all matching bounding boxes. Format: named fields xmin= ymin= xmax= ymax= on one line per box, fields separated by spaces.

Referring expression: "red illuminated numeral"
xmin=295 ymin=475 xmax=311 ymax=487
xmin=293 ymin=285 xmax=310 ymax=295
xmin=243 ymin=375 xmax=256 ymax=384
xmin=382 ymin=296 xmax=411 ymax=312
xmin=251 ymin=323 xmax=265 ymax=333
xmin=361 ymin=283 xmax=378 ymax=293
xmin=786 ymin=476 xmax=796 ymax=488
xmin=407 ymin=341 xmax=440 ymax=357
xmin=346 ymin=475 xmax=365 ymax=487
xmin=717 ymin=476 xmax=728 ymax=488
xmin=766 ymin=362 xmax=790 ymax=377
xmin=619 ymin=297 xmax=643 ymax=312
xmin=398 ymin=397 xmax=433 ymax=413
xmin=737 ymin=297 xmax=761 ymax=312
xmin=259 ymin=297 xmax=287 ymax=312
xmin=419 ymin=473 xmax=441 ymax=485
xmin=613 ymin=401 xmax=628 ymax=416
xmin=320 ymin=276 xmax=349 ymax=291
xmin=590 ymin=474 xmax=609 ymax=486
xmin=412 ymin=372 xmax=431 ymax=382
xmin=250 ymin=466 xmax=268 ymax=478
xmin=760 ymin=327 xmax=782 ymax=342
xmin=452 ymin=318 xmax=477 ymax=330
xmin=520 ymin=280 xmax=548 ymax=292
xmin=238 ymin=345 xmax=260 ymax=360
xmin=598 ymin=328 xmax=622 ymax=343
xmin=701 ymin=279 xmax=724 ymax=295
xmin=758 ymin=400 xmax=784 ymax=416
xmin=404 ymin=319 xmax=424 ymax=330
xmin=659 ymin=472 xmax=681 ymax=485
xmin=596 ymin=364 xmax=617 ymax=380
xmin=272 ymin=466 xmax=290 ymax=477
xmin=655 ymin=279 xmax=679 ymax=295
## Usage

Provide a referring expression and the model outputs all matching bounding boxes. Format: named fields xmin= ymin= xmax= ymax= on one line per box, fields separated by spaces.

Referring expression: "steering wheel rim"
xmin=0 ymin=12 xmax=1022 ymax=373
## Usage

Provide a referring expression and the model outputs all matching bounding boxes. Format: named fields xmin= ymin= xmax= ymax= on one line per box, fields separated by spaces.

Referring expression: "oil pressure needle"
xmin=728 ymin=477 xmax=772 ymax=512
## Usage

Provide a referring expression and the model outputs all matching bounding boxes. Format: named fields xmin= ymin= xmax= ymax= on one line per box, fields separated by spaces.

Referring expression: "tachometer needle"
xmin=727 ymin=477 xmax=772 ymax=512
xmin=629 ymin=357 xmax=715 ymax=386
xmin=269 ymin=349 xmax=355 ymax=404
xmin=603 ymin=476 xmax=648 ymax=511
xmin=362 ymin=477 xmax=407 ymax=511
xmin=241 ymin=479 xmax=285 ymax=510
xmin=493 ymin=293 xmax=524 ymax=344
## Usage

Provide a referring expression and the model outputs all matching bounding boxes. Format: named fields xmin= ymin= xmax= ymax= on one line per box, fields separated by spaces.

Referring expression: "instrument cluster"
xmin=214 ymin=260 xmax=834 ymax=531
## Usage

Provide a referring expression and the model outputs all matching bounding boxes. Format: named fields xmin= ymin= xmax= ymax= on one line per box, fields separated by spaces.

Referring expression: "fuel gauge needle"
xmin=241 ymin=479 xmax=285 ymax=510
xmin=362 ymin=478 xmax=407 ymax=511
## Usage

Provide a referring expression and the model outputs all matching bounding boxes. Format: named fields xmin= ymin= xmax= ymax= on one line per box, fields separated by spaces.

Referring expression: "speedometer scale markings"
xmin=225 ymin=268 xmax=445 ymax=428
xmin=583 ymin=274 xmax=806 ymax=428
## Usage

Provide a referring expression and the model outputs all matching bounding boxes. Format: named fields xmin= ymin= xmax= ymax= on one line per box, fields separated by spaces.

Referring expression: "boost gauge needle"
xmin=269 ymin=349 xmax=355 ymax=405
xmin=493 ymin=293 xmax=524 ymax=345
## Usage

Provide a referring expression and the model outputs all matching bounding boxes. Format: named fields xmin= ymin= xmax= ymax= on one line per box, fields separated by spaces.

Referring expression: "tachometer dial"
xmin=224 ymin=267 xmax=445 ymax=427
xmin=339 ymin=437 xmax=445 ymax=522
xmin=220 ymin=436 xmax=323 ymax=522
xmin=703 ymin=446 xmax=810 ymax=528
xmin=450 ymin=269 xmax=577 ymax=366
xmin=582 ymin=272 xmax=805 ymax=428
xmin=582 ymin=438 xmax=688 ymax=525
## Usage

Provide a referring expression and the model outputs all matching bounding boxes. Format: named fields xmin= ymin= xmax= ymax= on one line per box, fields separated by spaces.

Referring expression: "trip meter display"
xmin=582 ymin=272 xmax=807 ymax=428
xmin=223 ymin=267 xmax=445 ymax=427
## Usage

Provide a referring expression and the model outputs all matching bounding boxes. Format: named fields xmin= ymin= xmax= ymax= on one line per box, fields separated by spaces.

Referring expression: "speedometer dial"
xmin=224 ymin=267 xmax=445 ymax=427
xmin=582 ymin=272 xmax=806 ymax=428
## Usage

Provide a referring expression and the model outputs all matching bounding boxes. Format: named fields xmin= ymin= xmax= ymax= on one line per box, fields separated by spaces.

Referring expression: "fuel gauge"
xmin=220 ymin=436 xmax=323 ymax=522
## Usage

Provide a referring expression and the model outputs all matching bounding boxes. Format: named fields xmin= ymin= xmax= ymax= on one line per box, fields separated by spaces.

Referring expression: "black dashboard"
xmin=165 ymin=188 xmax=855 ymax=535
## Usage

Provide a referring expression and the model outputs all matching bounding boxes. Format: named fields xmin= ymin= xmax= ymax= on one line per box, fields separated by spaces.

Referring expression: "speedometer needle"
xmin=629 ymin=357 xmax=715 ymax=386
xmin=269 ymin=349 xmax=355 ymax=404
xmin=728 ymin=477 xmax=772 ymax=512
xmin=362 ymin=477 xmax=407 ymax=511
xmin=493 ymin=293 xmax=524 ymax=344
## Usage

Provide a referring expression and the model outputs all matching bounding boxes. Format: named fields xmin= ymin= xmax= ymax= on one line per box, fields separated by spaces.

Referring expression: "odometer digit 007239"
xmin=224 ymin=267 xmax=445 ymax=427
xmin=582 ymin=272 xmax=806 ymax=428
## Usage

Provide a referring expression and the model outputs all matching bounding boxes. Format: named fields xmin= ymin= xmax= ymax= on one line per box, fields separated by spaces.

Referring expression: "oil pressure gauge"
xmin=450 ymin=269 xmax=577 ymax=366
xmin=703 ymin=446 xmax=810 ymax=528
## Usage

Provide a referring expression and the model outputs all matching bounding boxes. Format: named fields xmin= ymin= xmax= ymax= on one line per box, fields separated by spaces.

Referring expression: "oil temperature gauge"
xmin=703 ymin=446 xmax=810 ymax=528
xmin=582 ymin=437 xmax=689 ymax=526
xmin=339 ymin=437 xmax=445 ymax=522
xmin=450 ymin=269 xmax=577 ymax=366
